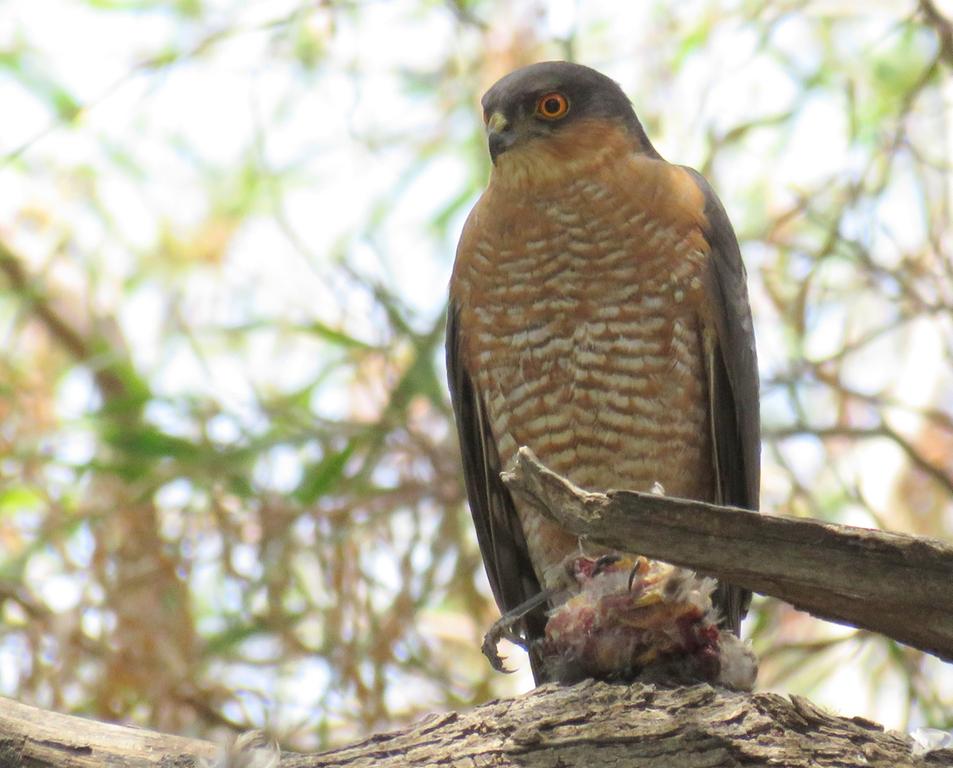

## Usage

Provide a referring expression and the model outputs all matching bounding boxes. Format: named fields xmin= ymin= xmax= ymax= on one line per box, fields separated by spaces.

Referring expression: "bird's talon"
xmin=592 ymin=553 xmax=622 ymax=577
xmin=627 ymin=557 xmax=649 ymax=591
xmin=627 ymin=567 xmax=639 ymax=592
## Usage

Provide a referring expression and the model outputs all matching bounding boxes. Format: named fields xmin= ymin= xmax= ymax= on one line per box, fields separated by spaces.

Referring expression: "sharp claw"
xmin=626 ymin=556 xmax=650 ymax=591
xmin=627 ymin=567 xmax=638 ymax=592
xmin=592 ymin=553 xmax=622 ymax=577
xmin=481 ymin=587 xmax=558 ymax=670
xmin=481 ymin=622 xmax=523 ymax=666
xmin=481 ymin=632 xmax=509 ymax=672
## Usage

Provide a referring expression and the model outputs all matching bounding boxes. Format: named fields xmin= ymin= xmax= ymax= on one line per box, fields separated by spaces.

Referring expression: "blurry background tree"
xmin=0 ymin=0 xmax=951 ymax=753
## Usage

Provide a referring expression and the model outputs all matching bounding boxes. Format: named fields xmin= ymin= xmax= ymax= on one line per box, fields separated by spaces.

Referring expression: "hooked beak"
xmin=486 ymin=112 xmax=516 ymax=163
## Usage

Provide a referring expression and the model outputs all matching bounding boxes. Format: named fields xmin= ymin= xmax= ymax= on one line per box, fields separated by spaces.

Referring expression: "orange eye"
xmin=535 ymin=92 xmax=569 ymax=120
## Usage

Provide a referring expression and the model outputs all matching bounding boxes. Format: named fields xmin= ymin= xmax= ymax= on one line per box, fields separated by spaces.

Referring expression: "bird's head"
xmin=480 ymin=61 xmax=657 ymax=185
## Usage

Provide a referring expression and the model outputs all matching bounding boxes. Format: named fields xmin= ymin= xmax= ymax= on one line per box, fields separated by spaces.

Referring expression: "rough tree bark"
xmin=0 ymin=680 xmax=950 ymax=767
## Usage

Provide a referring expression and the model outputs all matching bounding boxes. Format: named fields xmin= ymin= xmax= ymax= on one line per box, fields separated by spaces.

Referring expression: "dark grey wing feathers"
xmin=446 ymin=302 xmax=548 ymax=673
xmin=685 ymin=167 xmax=762 ymax=631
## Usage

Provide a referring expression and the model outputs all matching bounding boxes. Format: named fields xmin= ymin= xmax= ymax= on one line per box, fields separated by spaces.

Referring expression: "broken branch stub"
xmin=501 ymin=446 xmax=953 ymax=663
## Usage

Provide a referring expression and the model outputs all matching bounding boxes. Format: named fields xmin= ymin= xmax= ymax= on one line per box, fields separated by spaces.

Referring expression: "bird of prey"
xmin=446 ymin=61 xmax=760 ymax=684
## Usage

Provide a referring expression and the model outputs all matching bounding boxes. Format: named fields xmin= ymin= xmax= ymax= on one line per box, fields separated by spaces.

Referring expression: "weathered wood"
xmin=0 ymin=694 xmax=217 ymax=767
xmin=501 ymin=446 xmax=953 ymax=663
xmin=2 ymin=680 xmax=945 ymax=767
xmin=0 ymin=655 xmax=947 ymax=767
xmin=290 ymin=680 xmax=940 ymax=767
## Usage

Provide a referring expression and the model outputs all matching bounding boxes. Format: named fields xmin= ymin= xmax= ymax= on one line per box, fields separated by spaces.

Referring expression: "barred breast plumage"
xmin=451 ymin=147 xmax=716 ymax=588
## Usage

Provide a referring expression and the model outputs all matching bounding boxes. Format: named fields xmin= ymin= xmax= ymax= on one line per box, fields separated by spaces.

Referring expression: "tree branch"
xmin=921 ymin=0 xmax=953 ymax=66
xmin=501 ymin=446 xmax=953 ymax=663
xmin=0 ymin=695 xmax=216 ymax=767
xmin=1 ymin=681 xmax=945 ymax=767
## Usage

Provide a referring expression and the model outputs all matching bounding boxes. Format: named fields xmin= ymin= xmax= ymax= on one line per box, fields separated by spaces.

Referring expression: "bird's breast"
xmin=452 ymin=161 xmax=715 ymax=583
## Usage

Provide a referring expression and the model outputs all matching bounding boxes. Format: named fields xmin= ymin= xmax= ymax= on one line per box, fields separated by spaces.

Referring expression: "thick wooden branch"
xmin=232 ymin=683 xmax=953 ymax=768
xmin=0 ymin=695 xmax=217 ymax=766
xmin=300 ymin=681 xmax=947 ymax=768
xmin=4 ymin=682 xmax=941 ymax=768
xmin=501 ymin=446 xmax=953 ymax=663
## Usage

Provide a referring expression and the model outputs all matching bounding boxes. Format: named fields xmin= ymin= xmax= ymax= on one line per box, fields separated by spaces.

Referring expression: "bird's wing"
xmin=685 ymin=167 xmax=762 ymax=632
xmin=446 ymin=301 xmax=548 ymax=672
